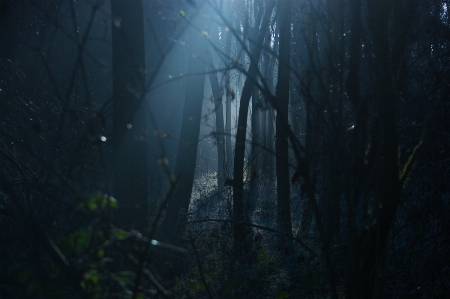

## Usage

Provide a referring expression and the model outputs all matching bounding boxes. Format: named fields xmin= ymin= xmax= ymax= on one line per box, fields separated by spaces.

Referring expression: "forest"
xmin=0 ymin=0 xmax=449 ymax=298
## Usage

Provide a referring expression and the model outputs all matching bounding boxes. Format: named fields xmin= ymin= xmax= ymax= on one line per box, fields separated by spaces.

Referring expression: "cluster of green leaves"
xmin=75 ymin=193 xmax=118 ymax=212
xmin=0 ymin=192 xmax=166 ymax=299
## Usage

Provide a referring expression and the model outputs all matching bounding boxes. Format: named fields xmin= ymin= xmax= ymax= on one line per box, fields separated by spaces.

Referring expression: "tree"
xmin=111 ymin=0 xmax=148 ymax=230
xmin=275 ymin=0 xmax=293 ymax=251
xmin=224 ymin=0 xmax=234 ymax=179
xmin=262 ymin=23 xmax=278 ymax=187
xmin=160 ymin=9 xmax=208 ymax=244
xmin=232 ymin=0 xmax=275 ymax=255
xmin=360 ymin=1 xmax=404 ymax=296
xmin=207 ymin=51 xmax=226 ymax=198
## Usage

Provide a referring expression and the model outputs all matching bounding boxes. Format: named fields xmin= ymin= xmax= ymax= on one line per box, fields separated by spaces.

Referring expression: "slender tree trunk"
xmin=161 ymin=22 xmax=208 ymax=244
xmin=266 ymin=109 xmax=275 ymax=182
xmin=345 ymin=1 xmax=364 ymax=297
xmin=323 ymin=0 xmax=344 ymax=245
xmin=233 ymin=0 xmax=275 ymax=255
xmin=111 ymin=0 xmax=148 ymax=231
xmin=260 ymin=28 xmax=272 ymax=164
xmin=248 ymin=83 xmax=260 ymax=220
xmin=300 ymin=5 xmax=318 ymax=236
xmin=289 ymin=85 xmax=300 ymax=139
xmin=289 ymin=12 xmax=302 ymax=140
xmin=265 ymin=24 xmax=279 ymax=185
xmin=275 ymin=0 xmax=293 ymax=250
xmin=225 ymin=0 xmax=233 ymax=178
xmin=260 ymin=104 xmax=267 ymax=175
xmin=362 ymin=1 xmax=400 ymax=297
xmin=207 ymin=51 xmax=226 ymax=196
xmin=246 ymin=2 xmax=264 ymax=222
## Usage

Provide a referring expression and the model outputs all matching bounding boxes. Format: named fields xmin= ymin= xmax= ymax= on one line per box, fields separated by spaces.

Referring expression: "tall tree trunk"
xmin=289 ymin=12 xmax=302 ymax=140
xmin=345 ymin=1 xmax=364 ymax=297
xmin=248 ymin=83 xmax=260 ymax=220
xmin=260 ymin=103 xmax=267 ymax=176
xmin=260 ymin=31 xmax=270 ymax=164
xmin=300 ymin=4 xmax=319 ymax=236
xmin=265 ymin=24 xmax=279 ymax=185
xmin=362 ymin=1 xmax=400 ymax=297
xmin=275 ymin=0 xmax=293 ymax=250
xmin=247 ymin=1 xmax=264 ymax=222
xmin=111 ymin=0 xmax=148 ymax=231
xmin=224 ymin=0 xmax=233 ymax=178
xmin=233 ymin=0 xmax=275 ymax=255
xmin=207 ymin=51 xmax=226 ymax=197
xmin=161 ymin=21 xmax=207 ymax=244
xmin=323 ymin=0 xmax=344 ymax=246
xmin=266 ymin=108 xmax=275 ymax=182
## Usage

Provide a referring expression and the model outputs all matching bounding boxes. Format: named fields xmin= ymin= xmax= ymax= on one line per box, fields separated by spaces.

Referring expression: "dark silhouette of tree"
xmin=231 ymin=0 xmax=275 ymax=255
xmin=275 ymin=0 xmax=293 ymax=251
xmin=161 ymin=10 xmax=208 ymax=244
xmin=111 ymin=0 xmax=148 ymax=230
xmin=224 ymin=1 xmax=234 ymax=179
xmin=359 ymin=1 xmax=408 ymax=297
xmin=262 ymin=23 xmax=278 ymax=186
xmin=207 ymin=51 xmax=226 ymax=197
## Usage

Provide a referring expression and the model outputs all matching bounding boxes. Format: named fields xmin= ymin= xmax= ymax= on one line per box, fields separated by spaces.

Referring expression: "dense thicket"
xmin=0 ymin=0 xmax=449 ymax=298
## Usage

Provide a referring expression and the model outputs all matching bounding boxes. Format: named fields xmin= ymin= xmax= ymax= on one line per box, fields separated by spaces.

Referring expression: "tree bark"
xmin=111 ymin=0 xmax=148 ymax=231
xmin=362 ymin=1 xmax=400 ymax=297
xmin=248 ymin=83 xmax=260 ymax=220
xmin=345 ymin=1 xmax=364 ymax=297
xmin=275 ymin=0 xmax=293 ymax=249
xmin=224 ymin=0 xmax=233 ymax=178
xmin=232 ymin=0 xmax=275 ymax=255
xmin=207 ymin=51 xmax=226 ymax=197
xmin=264 ymin=24 xmax=279 ymax=185
xmin=161 ymin=21 xmax=208 ymax=244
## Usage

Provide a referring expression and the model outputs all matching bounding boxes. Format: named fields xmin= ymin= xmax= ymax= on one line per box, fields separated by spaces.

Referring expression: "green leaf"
xmin=84 ymin=269 xmax=100 ymax=284
xmin=108 ymin=196 xmax=118 ymax=208
xmin=87 ymin=200 xmax=97 ymax=211
xmin=113 ymin=229 xmax=129 ymax=240
xmin=101 ymin=195 xmax=108 ymax=208
xmin=117 ymin=271 xmax=136 ymax=282
xmin=74 ymin=232 xmax=90 ymax=253
xmin=87 ymin=193 xmax=110 ymax=210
